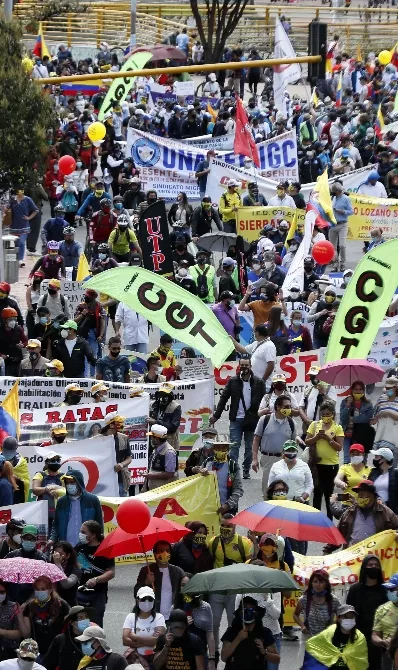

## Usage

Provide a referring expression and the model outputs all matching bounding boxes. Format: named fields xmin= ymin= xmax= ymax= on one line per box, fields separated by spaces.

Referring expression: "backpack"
xmin=196 ymin=266 xmax=209 ymax=299
xmin=61 ymin=190 xmax=78 ymax=213
xmin=42 ymin=293 xmax=65 ymax=309
xmin=260 ymin=414 xmax=295 ymax=438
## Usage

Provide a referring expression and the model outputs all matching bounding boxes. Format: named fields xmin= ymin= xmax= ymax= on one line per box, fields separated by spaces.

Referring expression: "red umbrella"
xmin=94 ymin=517 xmax=191 ymax=561
xmin=124 ymin=45 xmax=187 ymax=62
xmin=317 ymin=358 xmax=384 ymax=387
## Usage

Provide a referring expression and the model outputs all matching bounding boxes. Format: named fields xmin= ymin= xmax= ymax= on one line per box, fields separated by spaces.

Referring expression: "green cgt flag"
xmin=98 ymin=51 xmax=152 ymax=121
xmin=85 ymin=267 xmax=235 ymax=367
xmin=325 ymin=239 xmax=398 ymax=362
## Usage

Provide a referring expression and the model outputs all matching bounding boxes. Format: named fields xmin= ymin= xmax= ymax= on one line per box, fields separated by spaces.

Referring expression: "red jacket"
xmin=89 ymin=210 xmax=118 ymax=242
xmin=44 ymin=160 xmax=64 ymax=199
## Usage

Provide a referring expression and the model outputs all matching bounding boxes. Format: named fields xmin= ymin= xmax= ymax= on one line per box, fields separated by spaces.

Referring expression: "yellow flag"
xmin=207 ymin=102 xmax=218 ymax=123
xmin=312 ymin=170 xmax=336 ymax=225
xmin=38 ymin=23 xmax=50 ymax=60
xmin=76 ymin=253 xmax=90 ymax=281
xmin=0 ymin=380 xmax=20 ymax=439
xmin=356 ymin=44 xmax=362 ymax=63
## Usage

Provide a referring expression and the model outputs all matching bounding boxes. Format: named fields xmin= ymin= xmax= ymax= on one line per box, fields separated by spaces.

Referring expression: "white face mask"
xmin=7 ymin=320 xmax=16 ymax=329
xmin=340 ymin=618 xmax=356 ymax=631
xmin=252 ymin=263 xmax=261 ymax=271
xmin=13 ymin=534 xmax=21 ymax=545
xmin=351 ymin=456 xmax=363 ymax=465
xmin=139 ymin=600 xmax=154 ymax=613
xmin=264 ymin=261 xmax=273 ymax=269
xmin=61 ymin=329 xmax=69 ymax=339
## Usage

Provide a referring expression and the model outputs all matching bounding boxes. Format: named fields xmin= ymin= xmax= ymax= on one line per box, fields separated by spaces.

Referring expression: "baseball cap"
xmin=45 ymin=450 xmax=62 ymax=461
xmin=383 ymin=574 xmax=398 ymax=589
xmin=27 ymin=339 xmax=41 ymax=348
xmin=222 ymin=257 xmax=235 ymax=267
xmin=309 ymin=365 xmax=321 ymax=375
xmin=63 ymin=320 xmax=78 ymax=330
xmin=22 ymin=524 xmax=38 ymax=536
xmin=369 ymin=447 xmax=394 ymax=462
xmin=48 ymin=279 xmax=61 ymax=288
xmin=104 ymin=411 xmax=125 ymax=426
xmin=337 ymin=604 xmax=357 ymax=616
xmin=201 ymin=426 xmax=218 ymax=436
xmin=147 ymin=424 xmax=168 ymax=438
xmin=272 ymin=373 xmax=286 ymax=383
xmin=75 ymin=625 xmax=111 ymax=652
xmin=227 ymin=179 xmax=240 ymax=187
xmin=130 ymin=386 xmax=145 ymax=397
xmin=349 ymin=443 xmax=364 ymax=453
xmin=51 ymin=422 xmax=67 ymax=435
xmin=352 ymin=480 xmax=377 ymax=495
xmin=18 ymin=639 xmax=39 ymax=660
xmin=91 ymin=382 xmax=109 ymax=396
xmin=341 ymin=148 xmax=350 ymax=157
xmin=65 ymin=383 xmax=83 ymax=393
xmin=385 ymin=376 xmax=398 ymax=387
xmin=46 ymin=359 xmax=64 ymax=372
xmin=158 ymin=383 xmax=173 ymax=394
xmin=136 ymin=586 xmax=155 ymax=599
xmin=283 ymin=440 xmax=299 ymax=452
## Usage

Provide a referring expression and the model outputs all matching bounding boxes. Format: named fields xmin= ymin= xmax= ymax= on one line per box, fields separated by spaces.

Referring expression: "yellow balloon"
xmin=378 ymin=50 xmax=392 ymax=65
xmin=87 ymin=121 xmax=106 ymax=142
xmin=22 ymin=57 xmax=34 ymax=74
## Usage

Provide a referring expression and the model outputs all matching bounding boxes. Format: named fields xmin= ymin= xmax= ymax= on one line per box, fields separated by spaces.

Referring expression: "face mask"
xmin=213 ymin=450 xmax=228 ymax=463
xmin=321 ymin=416 xmax=333 ymax=424
xmin=352 ymin=393 xmax=364 ymax=400
xmin=95 ymin=191 xmax=104 ymax=198
xmin=47 ymin=463 xmax=61 ymax=472
xmin=76 ymin=162 xmax=82 ymax=168
xmin=139 ymin=600 xmax=153 ymax=613
xmin=373 ymin=458 xmax=383 ymax=468
xmin=29 ymin=352 xmax=39 ymax=361
xmin=53 ymin=166 xmax=59 ymax=173
xmin=22 ymin=540 xmax=36 ymax=552
xmin=311 ymin=587 xmax=327 ymax=596
xmin=81 ymin=641 xmax=94 ymax=656
xmin=243 ymin=607 xmax=256 ymax=623
xmin=155 ymin=551 xmax=170 ymax=563
xmin=13 ymin=534 xmax=21 ymax=545
xmin=67 ymin=484 xmax=78 ymax=495
xmin=366 ymin=566 xmax=381 ymax=579
xmin=202 ymin=203 xmax=211 ymax=210
xmin=39 ymin=317 xmax=48 ymax=325
xmin=79 ymin=532 xmax=89 ymax=544
xmin=344 ymin=276 xmax=352 ymax=285
xmin=7 ymin=320 xmax=16 ymax=329
xmin=261 ymin=545 xmax=276 ymax=557
xmin=351 ymin=456 xmax=363 ymax=465
xmin=324 ymin=295 xmax=335 ymax=304
xmin=2 ymin=450 xmax=16 ymax=461
xmin=220 ymin=527 xmax=233 ymax=540
xmin=293 ymin=320 xmax=302 ymax=327
xmin=280 ymin=408 xmax=291 ymax=417
xmin=272 ymin=491 xmax=287 ymax=499
xmin=35 ymin=590 xmax=49 ymax=602
xmin=284 ymin=452 xmax=297 ymax=460
xmin=76 ymin=619 xmax=90 ymax=632
xmin=388 ymin=591 xmax=398 ymax=603
xmin=68 ymin=393 xmax=82 ymax=405
xmin=197 ymin=258 xmax=206 ymax=265
xmin=340 ymin=619 xmax=356 ymax=631
xmin=387 ymin=389 xmax=395 ymax=398
xmin=60 ymin=329 xmax=69 ymax=339
xmin=357 ymin=497 xmax=370 ymax=508
xmin=264 ymin=261 xmax=273 ymax=269
xmin=53 ymin=435 xmax=66 ymax=444
xmin=290 ymin=245 xmax=298 ymax=253
xmin=193 ymin=533 xmax=206 ymax=545
xmin=48 ymin=288 xmax=58 ymax=296
xmin=304 ymin=265 xmax=313 ymax=273
xmin=252 ymin=263 xmax=260 ymax=270
xmin=18 ymin=659 xmax=34 ymax=670
xmin=114 ymin=203 xmax=123 ymax=210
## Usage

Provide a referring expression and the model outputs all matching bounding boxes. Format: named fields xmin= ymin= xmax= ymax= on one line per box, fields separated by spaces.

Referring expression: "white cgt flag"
xmin=273 ymin=18 xmax=302 ymax=118
xmin=282 ymin=208 xmax=315 ymax=297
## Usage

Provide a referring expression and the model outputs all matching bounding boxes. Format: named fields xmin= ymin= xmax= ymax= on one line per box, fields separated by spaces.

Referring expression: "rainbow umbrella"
xmin=232 ymin=500 xmax=345 ymax=545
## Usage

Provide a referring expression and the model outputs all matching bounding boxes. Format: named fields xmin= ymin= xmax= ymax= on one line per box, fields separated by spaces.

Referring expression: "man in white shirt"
xmin=32 ymin=58 xmax=49 ymax=79
xmin=0 ymin=638 xmax=45 ymax=670
xmin=268 ymin=441 xmax=313 ymax=502
xmin=357 ymin=172 xmax=388 ymax=198
xmin=114 ymin=302 xmax=149 ymax=353
xmin=231 ymin=324 xmax=277 ymax=390
xmin=268 ymin=183 xmax=296 ymax=208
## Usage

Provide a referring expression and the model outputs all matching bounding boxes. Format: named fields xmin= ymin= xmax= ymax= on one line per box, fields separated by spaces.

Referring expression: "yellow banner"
xmin=237 ymin=207 xmax=305 ymax=243
xmin=100 ymin=473 xmax=221 ymax=563
xmin=347 ymin=194 xmax=398 ymax=240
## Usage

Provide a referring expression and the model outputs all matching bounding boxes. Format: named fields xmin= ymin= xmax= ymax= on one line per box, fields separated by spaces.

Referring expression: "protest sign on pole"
xmin=282 ymin=208 xmax=314 ymax=296
xmin=138 ymin=200 xmax=174 ymax=278
xmin=100 ymin=473 xmax=220 ymax=562
xmin=41 ymin=279 xmax=85 ymax=309
xmin=19 ymin=437 xmax=118 ymax=497
xmin=325 ymin=239 xmax=398 ymax=362
xmin=85 ymin=267 xmax=235 ymax=366
xmin=98 ymin=52 xmax=152 ymax=120
xmin=174 ymin=80 xmax=195 ymax=97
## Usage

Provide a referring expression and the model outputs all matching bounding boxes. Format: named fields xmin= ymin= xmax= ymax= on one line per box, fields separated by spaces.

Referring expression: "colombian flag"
xmin=308 ymin=170 xmax=336 ymax=227
xmin=375 ymin=104 xmax=385 ymax=139
xmin=61 ymin=83 xmax=101 ymax=96
xmin=0 ymin=381 xmax=19 ymax=441
xmin=335 ymin=71 xmax=342 ymax=107
xmin=32 ymin=22 xmax=50 ymax=60
xmin=207 ymin=102 xmax=218 ymax=123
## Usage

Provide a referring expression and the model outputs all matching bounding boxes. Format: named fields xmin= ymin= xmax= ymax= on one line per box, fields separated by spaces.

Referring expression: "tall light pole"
xmin=4 ymin=0 xmax=13 ymax=21
xmin=130 ymin=0 xmax=137 ymax=50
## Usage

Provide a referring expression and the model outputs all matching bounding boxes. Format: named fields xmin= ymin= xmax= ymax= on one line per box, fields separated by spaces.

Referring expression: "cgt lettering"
xmin=137 ymin=282 xmax=217 ymax=348
xmin=339 ymin=270 xmax=383 ymax=357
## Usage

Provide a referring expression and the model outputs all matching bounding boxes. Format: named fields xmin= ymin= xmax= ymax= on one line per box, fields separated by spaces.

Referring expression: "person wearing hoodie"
xmin=42 ymin=605 xmax=92 ymax=670
xmin=346 ymin=554 xmax=387 ymax=670
xmin=45 ymin=160 xmax=65 ymax=217
xmin=48 ymin=469 xmax=103 ymax=548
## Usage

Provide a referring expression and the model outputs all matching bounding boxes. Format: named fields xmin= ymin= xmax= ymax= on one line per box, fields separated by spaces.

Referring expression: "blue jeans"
xmin=125 ymin=343 xmax=148 ymax=353
xmin=11 ymin=231 xmax=28 ymax=261
xmin=343 ymin=436 xmax=351 ymax=464
xmin=229 ymin=419 xmax=254 ymax=474
xmin=119 ymin=481 xmax=127 ymax=497
xmin=267 ymin=633 xmax=281 ymax=670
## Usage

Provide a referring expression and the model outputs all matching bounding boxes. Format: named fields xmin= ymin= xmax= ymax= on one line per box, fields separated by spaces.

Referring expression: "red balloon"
xmin=312 ymin=240 xmax=335 ymax=265
xmin=116 ymin=498 xmax=151 ymax=534
xmin=58 ymin=155 xmax=76 ymax=175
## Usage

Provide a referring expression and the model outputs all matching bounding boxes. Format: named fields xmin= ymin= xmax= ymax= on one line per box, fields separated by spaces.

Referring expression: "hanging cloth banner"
xmin=138 ymin=200 xmax=174 ymax=278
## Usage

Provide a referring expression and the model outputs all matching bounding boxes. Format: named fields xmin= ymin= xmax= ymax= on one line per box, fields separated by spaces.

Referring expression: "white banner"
xmin=0 ymin=501 xmax=48 ymax=543
xmin=126 ymin=129 xmax=298 ymax=200
xmin=207 ymin=161 xmax=375 ymax=205
xmin=178 ymin=357 xmax=212 ymax=380
xmin=41 ymin=279 xmax=85 ymax=309
xmin=19 ymin=437 xmax=118 ymax=497
xmin=282 ymin=208 xmax=314 ymax=296
xmin=273 ymin=17 xmax=301 ymax=116
xmin=174 ymin=80 xmax=195 ymax=97
xmin=367 ymin=314 xmax=398 ymax=369
xmin=0 ymin=376 xmax=214 ymax=473
xmin=180 ymin=134 xmax=235 ymax=150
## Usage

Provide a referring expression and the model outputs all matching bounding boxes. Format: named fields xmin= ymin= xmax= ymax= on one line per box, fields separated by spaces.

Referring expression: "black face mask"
xmin=84 ymin=296 xmax=93 ymax=304
xmin=29 ymin=352 xmax=39 ymax=361
xmin=373 ymin=458 xmax=382 ymax=468
xmin=47 ymin=463 xmax=61 ymax=471
xmin=48 ymin=288 xmax=57 ymax=295
xmin=176 ymin=243 xmax=185 ymax=250
xmin=365 ymin=566 xmax=381 ymax=579
xmin=304 ymin=265 xmax=313 ymax=273
xmin=53 ymin=435 xmax=66 ymax=444
xmin=68 ymin=393 xmax=82 ymax=405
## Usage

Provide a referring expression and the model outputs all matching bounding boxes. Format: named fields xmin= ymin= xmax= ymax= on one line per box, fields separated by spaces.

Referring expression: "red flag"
xmin=233 ymin=96 xmax=260 ymax=167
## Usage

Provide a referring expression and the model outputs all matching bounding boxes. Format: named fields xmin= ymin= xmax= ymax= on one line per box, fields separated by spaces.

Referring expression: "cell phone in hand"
xmin=337 ymin=493 xmax=350 ymax=502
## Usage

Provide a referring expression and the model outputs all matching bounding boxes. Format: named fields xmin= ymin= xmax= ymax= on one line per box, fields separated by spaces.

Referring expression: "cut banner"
xmin=85 ymin=267 xmax=235 ymax=367
xmin=100 ymin=473 xmax=220 ymax=563
xmin=126 ymin=128 xmax=298 ymax=199
xmin=325 ymin=239 xmax=398 ymax=362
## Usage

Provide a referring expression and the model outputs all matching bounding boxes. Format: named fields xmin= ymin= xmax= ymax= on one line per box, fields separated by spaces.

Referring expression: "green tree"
xmin=0 ymin=17 xmax=55 ymax=195
xmin=189 ymin=0 xmax=251 ymax=63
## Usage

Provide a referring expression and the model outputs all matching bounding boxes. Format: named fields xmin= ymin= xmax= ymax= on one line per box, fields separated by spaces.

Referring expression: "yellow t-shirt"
xmin=373 ymin=601 xmax=398 ymax=638
xmin=307 ymin=420 xmax=344 ymax=465
xmin=208 ymin=533 xmax=253 ymax=569
xmin=337 ymin=463 xmax=371 ymax=500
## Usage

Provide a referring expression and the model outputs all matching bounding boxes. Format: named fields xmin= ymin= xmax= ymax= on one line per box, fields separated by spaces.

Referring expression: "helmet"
xmin=54 ymin=204 xmax=65 ymax=215
xmin=1 ymin=307 xmax=18 ymax=319
xmin=117 ymin=212 xmax=131 ymax=228
xmin=98 ymin=243 xmax=110 ymax=253
xmin=100 ymin=198 xmax=111 ymax=211
xmin=63 ymin=226 xmax=75 ymax=235
xmin=6 ymin=518 xmax=26 ymax=533
xmin=47 ymin=240 xmax=60 ymax=250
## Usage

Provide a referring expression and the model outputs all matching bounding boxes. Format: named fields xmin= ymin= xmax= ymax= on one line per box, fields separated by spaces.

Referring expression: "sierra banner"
xmin=207 ymin=161 xmax=374 ymax=206
xmin=85 ymin=267 xmax=235 ymax=366
xmin=100 ymin=473 xmax=221 ymax=563
xmin=138 ymin=200 xmax=174 ymax=278
xmin=19 ymin=437 xmax=118 ymax=497
xmin=325 ymin=239 xmax=398 ymax=362
xmin=98 ymin=52 xmax=152 ymax=120
xmin=237 ymin=206 xmax=305 ymax=243
xmin=0 ymin=375 xmax=214 ymax=475
xmin=347 ymin=194 xmax=398 ymax=240
xmin=126 ymin=129 xmax=298 ymax=200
